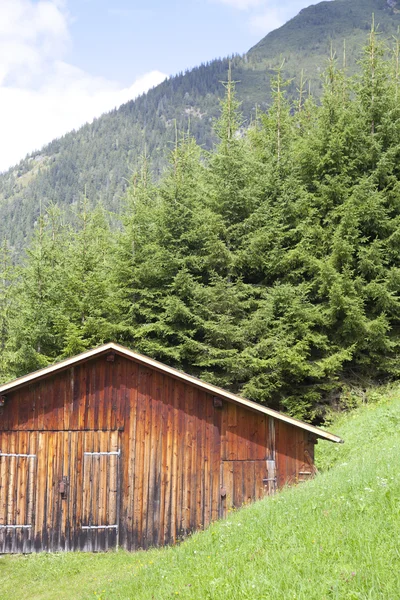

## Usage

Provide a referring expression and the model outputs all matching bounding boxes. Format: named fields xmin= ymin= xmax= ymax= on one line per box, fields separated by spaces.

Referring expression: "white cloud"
xmin=0 ymin=0 xmax=70 ymax=87
xmin=0 ymin=69 xmax=167 ymax=173
xmin=248 ymin=7 xmax=284 ymax=34
xmin=0 ymin=0 xmax=167 ymax=173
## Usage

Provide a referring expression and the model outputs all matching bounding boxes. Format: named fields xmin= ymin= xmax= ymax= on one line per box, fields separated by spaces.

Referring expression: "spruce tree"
xmin=57 ymin=197 xmax=115 ymax=356
xmin=7 ymin=205 xmax=67 ymax=374
xmin=0 ymin=239 xmax=15 ymax=382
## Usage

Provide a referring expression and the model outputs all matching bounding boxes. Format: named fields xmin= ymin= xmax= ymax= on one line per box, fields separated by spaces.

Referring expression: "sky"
xmin=0 ymin=0 xmax=320 ymax=173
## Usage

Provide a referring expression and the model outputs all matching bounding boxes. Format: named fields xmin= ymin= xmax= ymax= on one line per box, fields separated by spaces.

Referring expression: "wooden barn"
xmin=0 ymin=343 xmax=342 ymax=554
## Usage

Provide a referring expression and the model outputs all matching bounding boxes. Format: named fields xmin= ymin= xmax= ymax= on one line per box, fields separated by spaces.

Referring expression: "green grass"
xmin=1 ymin=386 xmax=400 ymax=599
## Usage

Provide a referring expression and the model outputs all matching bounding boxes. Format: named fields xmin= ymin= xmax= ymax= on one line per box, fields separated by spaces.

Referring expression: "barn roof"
xmin=0 ymin=342 xmax=342 ymax=443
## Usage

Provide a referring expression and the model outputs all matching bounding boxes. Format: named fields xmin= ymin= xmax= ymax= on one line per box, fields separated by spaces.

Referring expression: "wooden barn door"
xmin=0 ymin=432 xmax=37 ymax=553
xmin=220 ymin=405 xmax=277 ymax=516
xmin=78 ymin=430 xmax=121 ymax=551
xmin=221 ymin=459 xmax=276 ymax=513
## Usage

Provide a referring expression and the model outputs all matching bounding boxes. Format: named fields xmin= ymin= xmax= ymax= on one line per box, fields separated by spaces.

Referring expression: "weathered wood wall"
xmin=0 ymin=351 xmax=315 ymax=553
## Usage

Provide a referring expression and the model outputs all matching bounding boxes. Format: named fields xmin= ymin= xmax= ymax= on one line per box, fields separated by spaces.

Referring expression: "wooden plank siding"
xmin=0 ymin=352 xmax=317 ymax=553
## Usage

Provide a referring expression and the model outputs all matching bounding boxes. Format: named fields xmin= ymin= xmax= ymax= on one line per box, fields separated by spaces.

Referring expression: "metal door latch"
xmin=59 ymin=477 xmax=68 ymax=499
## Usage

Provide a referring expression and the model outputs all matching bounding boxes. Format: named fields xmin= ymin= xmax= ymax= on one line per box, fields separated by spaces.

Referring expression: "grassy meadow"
xmin=1 ymin=385 xmax=400 ymax=599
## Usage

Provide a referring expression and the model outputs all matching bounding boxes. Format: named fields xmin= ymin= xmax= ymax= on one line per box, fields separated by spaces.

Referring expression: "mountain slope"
xmin=1 ymin=384 xmax=400 ymax=599
xmin=1 ymin=0 xmax=400 ymax=250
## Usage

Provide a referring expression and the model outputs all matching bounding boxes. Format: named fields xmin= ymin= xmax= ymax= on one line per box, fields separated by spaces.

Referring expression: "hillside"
xmin=1 ymin=385 xmax=400 ymax=599
xmin=1 ymin=0 xmax=400 ymax=250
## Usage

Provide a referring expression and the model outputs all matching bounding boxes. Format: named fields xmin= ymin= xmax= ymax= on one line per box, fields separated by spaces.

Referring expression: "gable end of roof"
xmin=0 ymin=343 xmax=343 ymax=444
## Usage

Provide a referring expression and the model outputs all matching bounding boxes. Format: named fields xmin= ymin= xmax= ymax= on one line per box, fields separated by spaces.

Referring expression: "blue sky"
xmin=0 ymin=0 xmax=319 ymax=172
xmin=66 ymin=0 xmax=279 ymax=84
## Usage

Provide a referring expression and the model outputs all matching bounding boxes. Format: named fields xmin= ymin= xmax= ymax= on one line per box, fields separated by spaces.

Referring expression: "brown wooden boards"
xmin=0 ymin=432 xmax=37 ymax=553
xmin=80 ymin=431 xmax=120 ymax=551
xmin=0 ymin=351 xmax=323 ymax=553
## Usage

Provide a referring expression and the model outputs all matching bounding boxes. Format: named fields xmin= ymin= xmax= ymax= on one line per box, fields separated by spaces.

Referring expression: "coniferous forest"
xmin=1 ymin=30 xmax=400 ymax=422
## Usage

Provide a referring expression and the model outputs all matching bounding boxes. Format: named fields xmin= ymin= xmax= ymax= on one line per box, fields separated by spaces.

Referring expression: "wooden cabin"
xmin=0 ymin=343 xmax=341 ymax=554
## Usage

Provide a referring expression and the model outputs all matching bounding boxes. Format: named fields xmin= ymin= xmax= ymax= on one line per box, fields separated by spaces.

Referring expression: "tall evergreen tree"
xmin=0 ymin=239 xmax=15 ymax=382
xmin=7 ymin=205 xmax=67 ymax=375
xmin=57 ymin=197 xmax=115 ymax=356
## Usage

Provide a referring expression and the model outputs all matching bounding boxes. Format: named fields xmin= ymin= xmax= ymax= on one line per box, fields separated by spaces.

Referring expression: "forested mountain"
xmin=1 ymin=0 xmax=399 ymax=250
xmin=1 ymin=25 xmax=400 ymax=421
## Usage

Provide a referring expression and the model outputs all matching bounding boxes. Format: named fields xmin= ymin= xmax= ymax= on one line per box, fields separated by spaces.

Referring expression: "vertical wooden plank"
xmin=268 ymin=418 xmax=276 ymax=462
xmin=232 ymin=461 xmax=243 ymax=508
xmin=109 ymin=431 xmax=119 ymax=527
xmin=43 ymin=432 xmax=56 ymax=551
xmin=70 ymin=366 xmax=81 ymax=430
xmin=123 ymin=360 xmax=138 ymax=550
xmin=188 ymin=384 xmax=198 ymax=534
xmin=0 ymin=438 xmax=8 ymax=527
xmin=17 ymin=433 xmax=27 ymax=526
xmin=226 ymin=404 xmax=238 ymax=460
xmin=64 ymin=368 xmax=73 ymax=431
xmin=116 ymin=356 xmax=127 ymax=431
xmin=202 ymin=393 xmax=212 ymax=529
xmin=110 ymin=356 xmax=119 ymax=432
xmin=60 ymin=372 xmax=68 ymax=431
xmin=253 ymin=415 xmax=267 ymax=460
xmin=243 ymin=460 xmax=254 ymax=505
xmin=150 ymin=371 xmax=162 ymax=547
xmin=96 ymin=362 xmax=105 ymax=432
xmin=1 ymin=436 xmax=10 ymax=551
xmin=275 ymin=421 xmax=284 ymax=489
xmin=0 ymin=392 xmax=10 ymax=430
xmin=18 ymin=390 xmax=31 ymax=431
xmin=84 ymin=362 xmax=95 ymax=431
xmin=236 ymin=406 xmax=247 ymax=461
xmin=8 ymin=436 xmax=17 ymax=552
xmin=36 ymin=383 xmax=45 ymax=431
xmin=18 ymin=435 xmax=28 ymax=552
xmin=34 ymin=433 xmax=45 ymax=550
xmin=53 ymin=374 xmax=63 ymax=431
xmin=44 ymin=431 xmax=53 ymax=551
xmin=158 ymin=375 xmax=170 ymax=547
xmin=26 ymin=432 xmax=37 ymax=553
xmin=181 ymin=384 xmax=193 ymax=536
xmin=211 ymin=400 xmax=222 ymax=522
xmin=267 ymin=459 xmax=277 ymax=495
xmin=104 ymin=361 xmax=113 ymax=431
xmin=61 ymin=432 xmax=71 ymax=550
xmin=254 ymin=461 xmax=264 ymax=500
xmin=195 ymin=389 xmax=205 ymax=532
xmin=78 ymin=365 xmax=87 ymax=433
xmin=100 ymin=433 xmax=108 ymax=528
xmin=133 ymin=366 xmax=146 ymax=548
xmin=93 ymin=434 xmax=101 ymax=550
xmin=222 ymin=461 xmax=234 ymax=516
xmin=81 ymin=432 xmax=92 ymax=528
xmin=287 ymin=423 xmax=296 ymax=485
xmin=174 ymin=381 xmax=185 ymax=541
xmin=74 ymin=431 xmax=84 ymax=550
xmin=163 ymin=375 xmax=174 ymax=544
xmin=169 ymin=379 xmax=180 ymax=543
xmin=42 ymin=380 xmax=54 ymax=431
xmin=140 ymin=368 xmax=152 ymax=548
xmin=50 ymin=432 xmax=61 ymax=551
xmin=144 ymin=371 xmax=156 ymax=547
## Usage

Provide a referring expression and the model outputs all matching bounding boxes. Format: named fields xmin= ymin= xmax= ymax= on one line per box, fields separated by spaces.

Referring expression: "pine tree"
xmin=57 ymin=197 xmax=115 ymax=356
xmin=0 ymin=239 xmax=15 ymax=382
xmin=7 ymin=205 xmax=67 ymax=375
